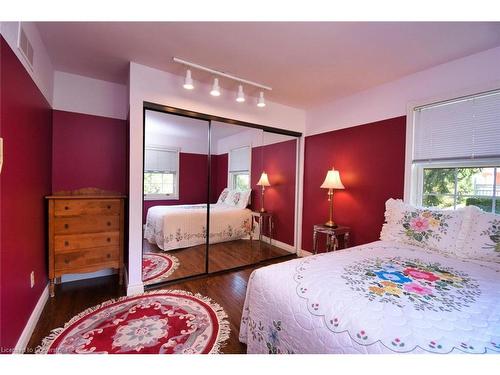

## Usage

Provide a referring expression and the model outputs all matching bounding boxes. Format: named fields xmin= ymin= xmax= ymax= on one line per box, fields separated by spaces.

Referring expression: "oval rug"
xmin=35 ymin=290 xmax=230 ymax=354
xmin=143 ymin=253 xmax=179 ymax=285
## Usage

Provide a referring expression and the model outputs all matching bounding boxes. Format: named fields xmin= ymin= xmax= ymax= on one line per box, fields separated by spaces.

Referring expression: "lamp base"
xmin=260 ymin=208 xmax=267 ymax=213
xmin=324 ymin=220 xmax=338 ymax=228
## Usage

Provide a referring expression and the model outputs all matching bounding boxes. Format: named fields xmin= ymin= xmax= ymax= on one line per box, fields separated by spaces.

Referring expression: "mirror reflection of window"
xmin=228 ymin=146 xmax=251 ymax=190
xmin=144 ymin=147 xmax=179 ymax=199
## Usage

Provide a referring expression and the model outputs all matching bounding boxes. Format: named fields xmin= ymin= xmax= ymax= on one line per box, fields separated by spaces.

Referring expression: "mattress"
xmin=239 ymin=240 xmax=500 ymax=354
xmin=144 ymin=203 xmax=252 ymax=251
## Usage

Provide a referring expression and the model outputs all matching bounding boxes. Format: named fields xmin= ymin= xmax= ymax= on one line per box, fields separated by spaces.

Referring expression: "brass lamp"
xmin=256 ymin=172 xmax=271 ymax=212
xmin=320 ymin=168 xmax=345 ymax=228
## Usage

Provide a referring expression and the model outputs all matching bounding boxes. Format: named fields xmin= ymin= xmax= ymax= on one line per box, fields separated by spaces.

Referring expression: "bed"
xmin=144 ymin=203 xmax=252 ymax=251
xmin=239 ymin=199 xmax=500 ymax=354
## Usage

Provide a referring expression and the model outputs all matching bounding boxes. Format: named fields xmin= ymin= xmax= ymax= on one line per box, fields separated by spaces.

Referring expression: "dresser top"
xmin=45 ymin=187 xmax=126 ymax=200
xmin=46 ymin=195 xmax=126 ymax=200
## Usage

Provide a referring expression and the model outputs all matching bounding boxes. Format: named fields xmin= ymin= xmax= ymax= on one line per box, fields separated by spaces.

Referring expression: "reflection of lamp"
xmin=256 ymin=172 xmax=271 ymax=212
xmin=320 ymin=168 xmax=345 ymax=228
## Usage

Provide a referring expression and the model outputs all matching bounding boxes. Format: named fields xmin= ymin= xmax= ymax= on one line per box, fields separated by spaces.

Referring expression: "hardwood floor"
xmin=26 ymin=254 xmax=296 ymax=354
xmin=144 ymin=238 xmax=292 ymax=284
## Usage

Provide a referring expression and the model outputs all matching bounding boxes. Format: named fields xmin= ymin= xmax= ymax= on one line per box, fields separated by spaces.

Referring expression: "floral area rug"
xmin=143 ymin=253 xmax=179 ymax=285
xmin=35 ymin=290 xmax=230 ymax=354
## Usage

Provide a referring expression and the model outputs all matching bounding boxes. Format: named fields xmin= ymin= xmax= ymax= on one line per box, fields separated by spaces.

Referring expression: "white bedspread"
xmin=239 ymin=240 xmax=500 ymax=354
xmin=144 ymin=203 xmax=252 ymax=251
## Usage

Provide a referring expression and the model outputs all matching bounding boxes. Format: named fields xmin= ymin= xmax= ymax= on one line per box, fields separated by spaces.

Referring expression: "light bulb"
xmin=183 ymin=69 xmax=194 ymax=90
xmin=236 ymin=85 xmax=245 ymax=103
xmin=210 ymin=78 xmax=221 ymax=96
xmin=257 ymin=91 xmax=266 ymax=107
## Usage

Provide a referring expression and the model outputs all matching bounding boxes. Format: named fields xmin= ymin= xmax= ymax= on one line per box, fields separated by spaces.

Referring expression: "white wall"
xmin=0 ymin=21 xmax=54 ymax=105
xmin=53 ymin=71 xmax=128 ymax=120
xmin=128 ymin=62 xmax=306 ymax=295
xmin=306 ymin=45 xmax=500 ymax=136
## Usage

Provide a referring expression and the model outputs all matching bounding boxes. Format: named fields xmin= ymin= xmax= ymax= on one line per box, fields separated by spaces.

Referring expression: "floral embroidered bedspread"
xmin=144 ymin=204 xmax=252 ymax=251
xmin=239 ymin=241 xmax=500 ymax=354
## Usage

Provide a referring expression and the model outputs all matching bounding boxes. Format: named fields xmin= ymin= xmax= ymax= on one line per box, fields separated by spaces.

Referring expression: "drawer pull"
xmin=64 ymin=258 xmax=69 ymax=264
xmin=64 ymin=224 xmax=69 ymax=229
xmin=107 ymin=221 xmax=111 ymax=226
xmin=107 ymin=237 xmax=111 ymax=242
xmin=64 ymin=241 xmax=69 ymax=246
xmin=106 ymin=253 xmax=111 ymax=259
xmin=107 ymin=205 xmax=111 ymax=209
xmin=64 ymin=206 xmax=69 ymax=210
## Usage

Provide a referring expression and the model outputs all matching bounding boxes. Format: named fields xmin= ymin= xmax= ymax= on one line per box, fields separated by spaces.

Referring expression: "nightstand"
xmin=313 ymin=225 xmax=350 ymax=254
xmin=251 ymin=211 xmax=273 ymax=246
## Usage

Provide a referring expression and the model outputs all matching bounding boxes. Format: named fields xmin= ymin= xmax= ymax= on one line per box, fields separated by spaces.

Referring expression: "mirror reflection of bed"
xmin=142 ymin=110 xmax=209 ymax=285
xmin=142 ymin=106 xmax=299 ymax=287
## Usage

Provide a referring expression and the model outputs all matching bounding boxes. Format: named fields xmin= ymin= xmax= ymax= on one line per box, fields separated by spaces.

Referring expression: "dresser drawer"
xmin=54 ymin=246 xmax=120 ymax=272
xmin=54 ymin=231 xmax=120 ymax=252
xmin=54 ymin=199 xmax=121 ymax=217
xmin=54 ymin=215 xmax=120 ymax=235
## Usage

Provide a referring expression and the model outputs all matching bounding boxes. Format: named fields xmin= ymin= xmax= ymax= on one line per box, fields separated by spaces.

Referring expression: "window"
xmin=411 ymin=89 xmax=500 ymax=213
xmin=144 ymin=147 xmax=179 ymax=200
xmin=418 ymin=165 xmax=499 ymax=213
xmin=228 ymin=146 xmax=251 ymax=190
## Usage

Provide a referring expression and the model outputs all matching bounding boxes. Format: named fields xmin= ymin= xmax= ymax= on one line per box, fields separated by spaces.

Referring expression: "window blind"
xmin=229 ymin=146 xmax=250 ymax=172
xmin=413 ymin=89 xmax=500 ymax=162
xmin=144 ymin=148 xmax=178 ymax=173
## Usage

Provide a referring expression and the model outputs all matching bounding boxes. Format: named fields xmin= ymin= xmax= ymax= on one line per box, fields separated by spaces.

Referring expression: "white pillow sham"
xmin=380 ymin=198 xmax=467 ymax=255
xmin=217 ymin=188 xmax=251 ymax=209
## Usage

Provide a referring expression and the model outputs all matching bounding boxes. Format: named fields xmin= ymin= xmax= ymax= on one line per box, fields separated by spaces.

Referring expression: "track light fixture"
xmin=173 ymin=57 xmax=272 ymax=108
xmin=210 ymin=78 xmax=221 ymax=97
xmin=236 ymin=85 xmax=245 ymax=103
xmin=183 ymin=69 xmax=194 ymax=90
xmin=257 ymin=91 xmax=266 ymax=107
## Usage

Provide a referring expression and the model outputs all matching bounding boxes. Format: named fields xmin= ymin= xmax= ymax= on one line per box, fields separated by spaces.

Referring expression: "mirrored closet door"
xmin=142 ymin=109 xmax=209 ymax=285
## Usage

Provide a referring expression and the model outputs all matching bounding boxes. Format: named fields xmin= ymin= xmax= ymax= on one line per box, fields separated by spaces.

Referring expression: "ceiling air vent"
xmin=17 ymin=24 xmax=34 ymax=70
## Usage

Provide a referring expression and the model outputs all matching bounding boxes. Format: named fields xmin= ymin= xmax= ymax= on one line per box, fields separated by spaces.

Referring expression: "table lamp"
xmin=256 ymin=172 xmax=271 ymax=212
xmin=320 ymin=168 xmax=344 ymax=227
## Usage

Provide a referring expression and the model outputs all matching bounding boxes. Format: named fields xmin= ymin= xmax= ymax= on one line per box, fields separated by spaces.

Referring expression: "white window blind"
xmin=413 ymin=90 xmax=500 ymax=162
xmin=229 ymin=146 xmax=250 ymax=172
xmin=144 ymin=148 xmax=178 ymax=173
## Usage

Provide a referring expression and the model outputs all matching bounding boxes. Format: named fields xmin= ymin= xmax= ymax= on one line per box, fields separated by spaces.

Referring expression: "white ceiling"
xmin=36 ymin=22 xmax=500 ymax=109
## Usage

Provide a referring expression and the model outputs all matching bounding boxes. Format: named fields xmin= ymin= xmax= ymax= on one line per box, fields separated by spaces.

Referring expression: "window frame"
xmin=414 ymin=159 xmax=500 ymax=213
xmin=143 ymin=146 xmax=180 ymax=201
xmin=227 ymin=145 xmax=251 ymax=191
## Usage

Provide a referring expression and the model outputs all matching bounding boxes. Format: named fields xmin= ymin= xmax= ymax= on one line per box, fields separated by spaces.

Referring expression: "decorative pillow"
xmin=380 ymin=198 xmax=467 ymax=255
xmin=226 ymin=189 xmax=251 ymax=209
xmin=456 ymin=206 xmax=500 ymax=264
xmin=217 ymin=188 xmax=230 ymax=204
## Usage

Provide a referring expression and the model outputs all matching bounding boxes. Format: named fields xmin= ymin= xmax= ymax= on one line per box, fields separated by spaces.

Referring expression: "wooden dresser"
xmin=46 ymin=188 xmax=126 ymax=297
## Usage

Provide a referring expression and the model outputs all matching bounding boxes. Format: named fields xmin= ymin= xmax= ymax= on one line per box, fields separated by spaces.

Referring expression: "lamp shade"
xmin=256 ymin=172 xmax=270 ymax=187
xmin=320 ymin=169 xmax=344 ymax=189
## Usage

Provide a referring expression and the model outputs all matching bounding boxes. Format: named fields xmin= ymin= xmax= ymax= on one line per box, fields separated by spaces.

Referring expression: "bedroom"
xmin=1 ymin=1 xmax=499 ymax=373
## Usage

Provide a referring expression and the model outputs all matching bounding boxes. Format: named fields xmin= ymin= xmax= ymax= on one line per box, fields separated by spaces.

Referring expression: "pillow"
xmin=380 ymin=198 xmax=467 ymax=255
xmin=226 ymin=189 xmax=251 ymax=209
xmin=456 ymin=206 xmax=500 ymax=264
xmin=217 ymin=188 xmax=230 ymax=204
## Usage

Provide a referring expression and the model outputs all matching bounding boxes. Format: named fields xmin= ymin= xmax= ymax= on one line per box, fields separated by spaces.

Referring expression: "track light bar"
xmin=173 ymin=57 xmax=272 ymax=91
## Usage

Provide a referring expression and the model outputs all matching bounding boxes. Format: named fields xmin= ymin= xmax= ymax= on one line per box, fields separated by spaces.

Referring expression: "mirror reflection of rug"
xmin=143 ymin=253 xmax=180 ymax=285
xmin=36 ymin=290 xmax=230 ymax=354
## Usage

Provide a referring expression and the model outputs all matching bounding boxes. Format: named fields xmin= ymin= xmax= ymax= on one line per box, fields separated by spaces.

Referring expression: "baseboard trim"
xmin=127 ymin=282 xmax=144 ymax=296
xmin=261 ymin=235 xmax=296 ymax=254
xmin=14 ymin=283 xmax=49 ymax=354
xmin=298 ymin=249 xmax=313 ymax=257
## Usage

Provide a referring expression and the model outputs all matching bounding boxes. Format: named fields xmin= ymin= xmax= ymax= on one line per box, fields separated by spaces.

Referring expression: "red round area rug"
xmin=35 ymin=290 xmax=230 ymax=354
xmin=143 ymin=253 xmax=179 ymax=285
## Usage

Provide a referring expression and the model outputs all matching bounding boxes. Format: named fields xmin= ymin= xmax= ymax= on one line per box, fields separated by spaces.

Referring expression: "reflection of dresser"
xmin=46 ymin=189 xmax=125 ymax=297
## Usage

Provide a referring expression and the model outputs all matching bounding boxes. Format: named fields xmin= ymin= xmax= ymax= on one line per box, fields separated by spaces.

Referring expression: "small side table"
xmin=313 ymin=225 xmax=350 ymax=254
xmin=251 ymin=211 xmax=273 ymax=246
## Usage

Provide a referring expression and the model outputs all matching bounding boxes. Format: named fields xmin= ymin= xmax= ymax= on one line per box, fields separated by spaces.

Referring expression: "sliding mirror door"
xmin=257 ymin=131 xmax=298 ymax=261
xmin=208 ymin=122 xmax=263 ymax=273
xmin=142 ymin=110 xmax=209 ymax=285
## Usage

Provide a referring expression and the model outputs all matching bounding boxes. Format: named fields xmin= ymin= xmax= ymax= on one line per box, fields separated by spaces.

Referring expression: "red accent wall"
xmin=52 ymin=110 xmax=127 ymax=194
xmin=302 ymin=116 xmax=406 ymax=252
xmin=0 ymin=37 xmax=53 ymax=350
xmin=143 ymin=152 xmax=209 ymax=222
xmin=252 ymin=140 xmax=297 ymax=246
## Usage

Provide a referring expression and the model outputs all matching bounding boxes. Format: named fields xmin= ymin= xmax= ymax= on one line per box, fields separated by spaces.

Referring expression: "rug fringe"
xmin=35 ymin=289 xmax=230 ymax=354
